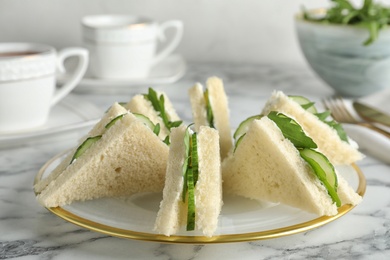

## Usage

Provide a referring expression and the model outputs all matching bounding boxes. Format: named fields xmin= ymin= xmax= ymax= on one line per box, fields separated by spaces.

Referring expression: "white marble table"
xmin=1 ymin=63 xmax=389 ymax=259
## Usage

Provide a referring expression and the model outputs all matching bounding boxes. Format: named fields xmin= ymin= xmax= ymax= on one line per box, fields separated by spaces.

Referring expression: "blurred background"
xmin=1 ymin=0 xmax=389 ymax=66
xmin=0 ymin=0 xmax=333 ymax=66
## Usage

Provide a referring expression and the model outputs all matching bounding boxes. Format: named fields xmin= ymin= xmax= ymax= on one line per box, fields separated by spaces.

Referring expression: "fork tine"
xmin=334 ymin=96 xmax=356 ymax=123
xmin=322 ymin=96 xmax=354 ymax=123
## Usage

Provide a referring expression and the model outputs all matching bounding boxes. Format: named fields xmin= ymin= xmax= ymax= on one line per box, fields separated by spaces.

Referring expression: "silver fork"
xmin=322 ymin=96 xmax=390 ymax=138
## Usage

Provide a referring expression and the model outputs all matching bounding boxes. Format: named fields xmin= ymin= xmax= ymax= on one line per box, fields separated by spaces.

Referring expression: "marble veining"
xmin=1 ymin=62 xmax=390 ymax=259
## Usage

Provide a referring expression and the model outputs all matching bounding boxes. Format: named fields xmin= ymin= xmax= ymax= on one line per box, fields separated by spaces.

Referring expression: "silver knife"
xmin=353 ymin=101 xmax=390 ymax=127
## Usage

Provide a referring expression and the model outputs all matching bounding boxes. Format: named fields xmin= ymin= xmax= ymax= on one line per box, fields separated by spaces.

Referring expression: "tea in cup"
xmin=82 ymin=14 xmax=183 ymax=80
xmin=0 ymin=42 xmax=89 ymax=132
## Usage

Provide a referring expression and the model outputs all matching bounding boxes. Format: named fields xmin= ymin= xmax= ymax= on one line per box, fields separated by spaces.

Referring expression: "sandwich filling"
xmin=234 ymin=111 xmax=341 ymax=207
xmin=69 ymin=112 xmax=161 ymax=165
xmin=181 ymin=126 xmax=199 ymax=231
xmin=203 ymin=89 xmax=215 ymax=128
xmin=288 ymin=95 xmax=348 ymax=143
xmin=143 ymin=88 xmax=182 ymax=144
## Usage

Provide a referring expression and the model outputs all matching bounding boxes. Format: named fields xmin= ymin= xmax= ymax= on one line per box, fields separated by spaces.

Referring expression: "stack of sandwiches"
xmin=35 ymin=78 xmax=363 ymax=237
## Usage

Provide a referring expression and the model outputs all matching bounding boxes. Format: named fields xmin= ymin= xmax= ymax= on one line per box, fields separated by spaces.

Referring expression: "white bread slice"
xmin=222 ymin=117 xmax=361 ymax=216
xmin=125 ymin=92 xmax=181 ymax=140
xmin=154 ymin=125 xmax=222 ymax=237
xmin=34 ymin=102 xmax=128 ymax=193
xmin=36 ymin=112 xmax=169 ymax=208
xmin=188 ymin=77 xmax=233 ymax=159
xmin=261 ymin=91 xmax=364 ymax=165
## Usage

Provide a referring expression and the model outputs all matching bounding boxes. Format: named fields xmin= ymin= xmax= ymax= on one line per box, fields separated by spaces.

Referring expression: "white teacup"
xmin=82 ymin=14 xmax=183 ymax=80
xmin=0 ymin=43 xmax=89 ymax=132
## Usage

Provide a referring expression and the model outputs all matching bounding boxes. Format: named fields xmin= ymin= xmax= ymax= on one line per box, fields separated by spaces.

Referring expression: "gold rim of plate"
xmin=34 ymin=152 xmax=367 ymax=244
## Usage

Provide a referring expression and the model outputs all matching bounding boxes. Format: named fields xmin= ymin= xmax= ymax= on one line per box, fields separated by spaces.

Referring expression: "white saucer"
xmin=59 ymin=54 xmax=186 ymax=94
xmin=0 ymin=94 xmax=102 ymax=148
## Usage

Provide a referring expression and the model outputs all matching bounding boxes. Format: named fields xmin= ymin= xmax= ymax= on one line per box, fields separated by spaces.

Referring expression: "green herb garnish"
xmin=288 ymin=96 xmax=349 ymax=143
xmin=267 ymin=111 xmax=318 ymax=149
xmin=143 ymin=88 xmax=182 ymax=130
xmin=303 ymin=0 xmax=390 ymax=45
xmin=204 ymin=89 xmax=215 ymax=128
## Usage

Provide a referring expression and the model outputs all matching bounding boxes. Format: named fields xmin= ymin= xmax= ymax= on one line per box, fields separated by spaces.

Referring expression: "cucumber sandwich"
xmin=223 ymin=112 xmax=362 ymax=216
xmin=154 ymin=125 xmax=222 ymax=237
xmin=188 ymin=77 xmax=232 ymax=159
xmin=35 ymin=103 xmax=169 ymax=208
xmin=261 ymin=91 xmax=364 ymax=165
xmin=125 ymin=88 xmax=182 ymax=144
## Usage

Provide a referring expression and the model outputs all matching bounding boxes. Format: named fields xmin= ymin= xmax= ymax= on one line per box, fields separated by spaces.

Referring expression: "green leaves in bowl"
xmin=303 ymin=0 xmax=390 ymax=45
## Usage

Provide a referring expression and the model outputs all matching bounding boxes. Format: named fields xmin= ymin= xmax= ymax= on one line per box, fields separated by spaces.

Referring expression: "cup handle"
xmin=151 ymin=20 xmax=183 ymax=66
xmin=51 ymin=48 xmax=89 ymax=106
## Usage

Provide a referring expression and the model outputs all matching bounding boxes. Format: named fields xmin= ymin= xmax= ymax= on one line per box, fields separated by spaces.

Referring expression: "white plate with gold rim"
xmin=35 ymin=152 xmax=366 ymax=244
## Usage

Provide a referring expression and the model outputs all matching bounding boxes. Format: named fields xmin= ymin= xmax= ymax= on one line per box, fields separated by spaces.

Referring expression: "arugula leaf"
xmin=288 ymin=95 xmax=349 ymax=143
xmin=204 ymin=89 xmax=215 ymax=128
xmin=267 ymin=111 xmax=318 ymax=149
xmin=314 ymin=111 xmax=331 ymax=121
xmin=143 ymin=88 xmax=183 ymax=131
xmin=304 ymin=0 xmax=390 ymax=45
xmin=325 ymin=120 xmax=349 ymax=142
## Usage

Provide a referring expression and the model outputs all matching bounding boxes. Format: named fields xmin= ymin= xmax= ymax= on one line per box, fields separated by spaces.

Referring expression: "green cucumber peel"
xmin=186 ymin=133 xmax=199 ymax=231
xmin=133 ymin=113 xmax=161 ymax=137
xmin=186 ymin=168 xmax=196 ymax=231
xmin=289 ymin=95 xmax=317 ymax=114
xmin=289 ymin=95 xmax=349 ymax=143
xmin=299 ymin=148 xmax=341 ymax=207
xmin=143 ymin=88 xmax=182 ymax=131
xmin=180 ymin=126 xmax=199 ymax=231
xmin=233 ymin=114 xmax=263 ymax=141
xmin=204 ymin=89 xmax=215 ymax=128
xmin=70 ymin=135 xmax=102 ymax=164
xmin=181 ymin=127 xmax=191 ymax=202
xmin=105 ymin=114 xmax=126 ymax=129
xmin=267 ymin=111 xmax=317 ymax=149
xmin=233 ymin=133 xmax=246 ymax=153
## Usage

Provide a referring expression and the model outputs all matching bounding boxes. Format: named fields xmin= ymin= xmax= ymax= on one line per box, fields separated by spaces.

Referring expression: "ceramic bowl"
xmin=295 ymin=9 xmax=390 ymax=97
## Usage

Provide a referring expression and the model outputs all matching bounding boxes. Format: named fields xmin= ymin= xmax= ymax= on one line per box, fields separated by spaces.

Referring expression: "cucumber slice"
xmin=190 ymin=133 xmax=199 ymax=185
xmin=133 ymin=113 xmax=156 ymax=131
xmin=233 ymin=115 xmax=262 ymax=141
xmin=186 ymin=167 xmax=196 ymax=231
xmin=70 ymin=135 xmax=102 ymax=164
xmin=299 ymin=148 xmax=341 ymax=207
xmin=182 ymin=127 xmax=191 ymax=202
xmin=186 ymin=133 xmax=199 ymax=231
xmin=289 ymin=95 xmax=318 ymax=114
xmin=105 ymin=114 xmax=126 ymax=129
xmin=233 ymin=133 xmax=246 ymax=153
xmin=180 ymin=128 xmax=199 ymax=231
